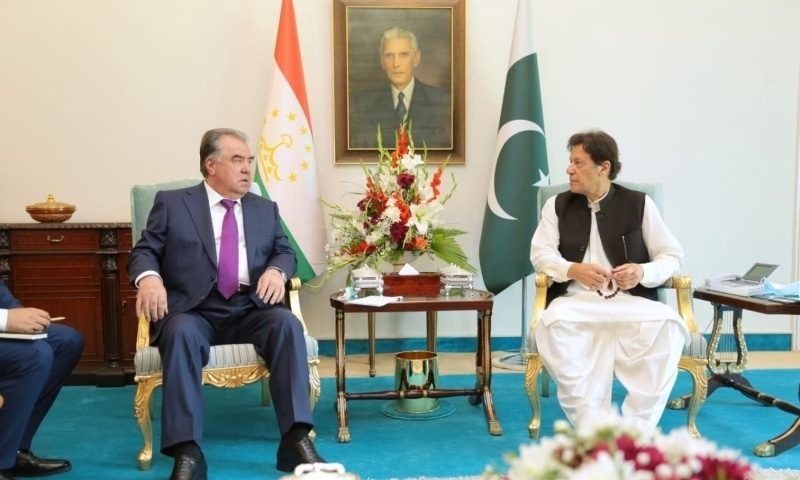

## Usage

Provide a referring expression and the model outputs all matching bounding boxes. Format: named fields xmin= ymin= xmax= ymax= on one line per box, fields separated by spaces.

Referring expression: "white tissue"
xmin=398 ymin=264 xmax=419 ymax=275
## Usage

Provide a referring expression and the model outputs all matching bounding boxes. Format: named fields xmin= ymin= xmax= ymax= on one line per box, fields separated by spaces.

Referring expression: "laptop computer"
xmin=705 ymin=263 xmax=779 ymax=296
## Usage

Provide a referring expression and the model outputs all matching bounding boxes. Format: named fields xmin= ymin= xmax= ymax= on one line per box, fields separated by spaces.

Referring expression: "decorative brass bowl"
xmin=25 ymin=194 xmax=76 ymax=223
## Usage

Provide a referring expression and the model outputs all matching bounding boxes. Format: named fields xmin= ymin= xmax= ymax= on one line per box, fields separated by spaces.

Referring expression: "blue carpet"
xmin=29 ymin=369 xmax=800 ymax=479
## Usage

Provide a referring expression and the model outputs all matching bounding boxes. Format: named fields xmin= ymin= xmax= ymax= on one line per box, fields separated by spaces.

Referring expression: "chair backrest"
xmin=130 ymin=179 xmax=203 ymax=242
xmin=535 ymin=181 xmax=667 ymax=302
xmin=536 ymin=181 xmax=664 ymax=222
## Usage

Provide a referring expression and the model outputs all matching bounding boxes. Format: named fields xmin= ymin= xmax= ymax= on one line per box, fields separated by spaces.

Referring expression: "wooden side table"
xmin=329 ymin=290 xmax=501 ymax=443
xmin=691 ymin=287 xmax=800 ymax=457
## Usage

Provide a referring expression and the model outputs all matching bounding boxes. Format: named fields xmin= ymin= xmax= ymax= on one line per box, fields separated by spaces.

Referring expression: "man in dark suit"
xmin=127 ymin=128 xmax=326 ymax=480
xmin=0 ymin=281 xmax=84 ymax=480
xmin=349 ymin=26 xmax=452 ymax=149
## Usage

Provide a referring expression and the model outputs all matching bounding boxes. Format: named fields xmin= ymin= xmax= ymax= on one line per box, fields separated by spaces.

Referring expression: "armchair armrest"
xmin=528 ymin=273 xmax=699 ymax=334
xmin=134 ymin=277 xmax=308 ymax=350
xmin=665 ymin=275 xmax=700 ymax=335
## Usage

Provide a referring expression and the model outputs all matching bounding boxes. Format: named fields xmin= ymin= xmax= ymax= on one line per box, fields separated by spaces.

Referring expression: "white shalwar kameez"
xmin=530 ymin=192 xmax=689 ymax=427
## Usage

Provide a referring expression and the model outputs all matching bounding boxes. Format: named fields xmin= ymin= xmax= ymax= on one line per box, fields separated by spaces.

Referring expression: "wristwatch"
xmin=270 ymin=267 xmax=287 ymax=283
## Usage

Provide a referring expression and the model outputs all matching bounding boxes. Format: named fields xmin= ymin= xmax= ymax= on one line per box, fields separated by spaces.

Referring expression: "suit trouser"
xmin=0 ymin=324 xmax=84 ymax=469
xmin=534 ymin=318 xmax=685 ymax=427
xmin=157 ymin=290 xmax=312 ymax=454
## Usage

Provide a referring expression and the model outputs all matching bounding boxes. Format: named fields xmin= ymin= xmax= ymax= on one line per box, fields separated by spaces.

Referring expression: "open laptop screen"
xmin=742 ymin=263 xmax=779 ymax=282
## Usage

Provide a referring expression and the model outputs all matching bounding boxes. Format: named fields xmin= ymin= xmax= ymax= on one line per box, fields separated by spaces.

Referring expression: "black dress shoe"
xmin=169 ymin=454 xmax=207 ymax=480
xmin=276 ymin=436 xmax=326 ymax=473
xmin=9 ymin=451 xmax=70 ymax=477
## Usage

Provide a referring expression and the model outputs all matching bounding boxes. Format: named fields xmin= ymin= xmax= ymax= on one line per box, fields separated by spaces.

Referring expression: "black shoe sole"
xmin=10 ymin=465 xmax=71 ymax=478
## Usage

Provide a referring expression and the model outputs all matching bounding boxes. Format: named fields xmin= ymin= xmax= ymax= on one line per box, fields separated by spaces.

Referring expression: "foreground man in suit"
xmin=0 ymin=281 xmax=84 ymax=480
xmin=127 ymin=128 xmax=326 ymax=479
xmin=530 ymin=129 xmax=689 ymax=428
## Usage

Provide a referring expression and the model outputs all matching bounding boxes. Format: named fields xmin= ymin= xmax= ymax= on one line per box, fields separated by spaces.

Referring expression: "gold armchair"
xmin=130 ymin=180 xmax=321 ymax=471
xmin=523 ymin=182 xmax=708 ymax=440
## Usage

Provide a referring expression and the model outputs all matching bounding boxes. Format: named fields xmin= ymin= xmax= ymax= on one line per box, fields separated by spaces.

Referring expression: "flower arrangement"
xmin=483 ymin=411 xmax=753 ymax=480
xmin=318 ymin=122 xmax=476 ymax=285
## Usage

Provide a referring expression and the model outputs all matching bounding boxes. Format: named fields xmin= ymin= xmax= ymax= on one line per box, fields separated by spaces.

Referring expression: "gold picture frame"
xmin=333 ymin=0 xmax=466 ymax=164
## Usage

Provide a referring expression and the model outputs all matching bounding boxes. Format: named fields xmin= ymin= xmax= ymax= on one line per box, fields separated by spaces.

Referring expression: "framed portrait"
xmin=333 ymin=0 xmax=466 ymax=164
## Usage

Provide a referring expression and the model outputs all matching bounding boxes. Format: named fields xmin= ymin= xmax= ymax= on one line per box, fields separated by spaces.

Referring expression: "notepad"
xmin=0 ymin=332 xmax=48 ymax=340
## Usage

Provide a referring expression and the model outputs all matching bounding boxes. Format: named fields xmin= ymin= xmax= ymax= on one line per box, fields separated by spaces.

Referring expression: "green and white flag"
xmin=479 ymin=0 xmax=549 ymax=295
xmin=254 ymin=0 xmax=326 ymax=282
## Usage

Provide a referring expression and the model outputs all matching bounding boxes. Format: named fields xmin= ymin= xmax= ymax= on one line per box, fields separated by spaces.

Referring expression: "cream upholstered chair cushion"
xmin=134 ymin=335 xmax=319 ymax=376
xmin=130 ymin=180 xmax=321 ymax=471
xmin=523 ymin=181 xmax=708 ymax=440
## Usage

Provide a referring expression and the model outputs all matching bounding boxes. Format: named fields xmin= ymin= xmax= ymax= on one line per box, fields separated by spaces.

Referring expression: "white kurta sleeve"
xmin=640 ymin=195 xmax=683 ymax=287
xmin=530 ymin=196 xmax=573 ymax=282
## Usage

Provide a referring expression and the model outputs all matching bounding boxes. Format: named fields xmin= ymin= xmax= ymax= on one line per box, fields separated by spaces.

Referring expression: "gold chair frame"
xmin=132 ymin=277 xmax=321 ymax=470
xmin=524 ymin=273 xmax=708 ymax=439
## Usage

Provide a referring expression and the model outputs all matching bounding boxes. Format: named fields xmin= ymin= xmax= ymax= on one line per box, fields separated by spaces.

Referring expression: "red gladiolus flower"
xmin=405 ymin=237 xmax=428 ymax=250
xmin=393 ymin=192 xmax=411 ymax=223
xmin=430 ymin=167 xmax=443 ymax=200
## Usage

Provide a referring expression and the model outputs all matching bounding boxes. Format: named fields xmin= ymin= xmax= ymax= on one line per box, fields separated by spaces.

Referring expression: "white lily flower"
xmin=400 ymin=153 xmax=424 ymax=170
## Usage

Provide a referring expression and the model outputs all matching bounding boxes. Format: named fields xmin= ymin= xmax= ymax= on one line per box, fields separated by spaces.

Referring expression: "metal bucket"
xmin=394 ymin=350 xmax=439 ymax=413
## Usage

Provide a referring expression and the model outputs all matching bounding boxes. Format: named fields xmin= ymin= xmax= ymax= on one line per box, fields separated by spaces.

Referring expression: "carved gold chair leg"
xmin=524 ymin=353 xmax=545 ymax=439
xmin=308 ymin=359 xmax=321 ymax=411
xmin=133 ymin=376 xmax=161 ymax=471
xmin=678 ymin=357 xmax=709 ymax=438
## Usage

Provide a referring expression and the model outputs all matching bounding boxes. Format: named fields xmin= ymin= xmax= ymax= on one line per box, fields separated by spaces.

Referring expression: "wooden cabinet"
xmin=0 ymin=223 xmax=135 ymax=386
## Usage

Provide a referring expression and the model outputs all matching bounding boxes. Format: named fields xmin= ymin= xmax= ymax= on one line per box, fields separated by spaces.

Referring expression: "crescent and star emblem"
xmin=487 ymin=119 xmax=548 ymax=220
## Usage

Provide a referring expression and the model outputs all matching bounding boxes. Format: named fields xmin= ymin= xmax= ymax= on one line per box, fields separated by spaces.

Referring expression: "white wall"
xmin=1 ymin=0 xmax=799 ymax=343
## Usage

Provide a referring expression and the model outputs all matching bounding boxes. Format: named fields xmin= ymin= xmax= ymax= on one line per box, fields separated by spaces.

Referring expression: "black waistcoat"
xmin=546 ymin=183 xmax=659 ymax=305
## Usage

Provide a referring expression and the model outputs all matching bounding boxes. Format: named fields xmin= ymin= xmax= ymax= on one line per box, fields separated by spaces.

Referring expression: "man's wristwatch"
xmin=271 ymin=268 xmax=287 ymax=283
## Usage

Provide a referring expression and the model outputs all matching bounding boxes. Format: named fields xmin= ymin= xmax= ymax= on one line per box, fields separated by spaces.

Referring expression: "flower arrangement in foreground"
xmin=483 ymin=410 xmax=753 ymax=480
xmin=316 ymin=122 xmax=476 ymax=285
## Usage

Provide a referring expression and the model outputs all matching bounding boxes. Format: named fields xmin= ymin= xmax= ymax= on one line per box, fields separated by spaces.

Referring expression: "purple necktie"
xmin=217 ymin=199 xmax=239 ymax=299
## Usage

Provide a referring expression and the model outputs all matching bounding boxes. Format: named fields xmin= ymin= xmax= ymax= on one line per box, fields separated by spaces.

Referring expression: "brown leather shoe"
xmin=9 ymin=450 xmax=70 ymax=477
xmin=168 ymin=454 xmax=207 ymax=480
xmin=276 ymin=436 xmax=326 ymax=472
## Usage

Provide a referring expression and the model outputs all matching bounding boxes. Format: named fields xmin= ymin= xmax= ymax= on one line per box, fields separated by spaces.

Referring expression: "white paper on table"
xmin=398 ymin=264 xmax=419 ymax=275
xmin=347 ymin=295 xmax=403 ymax=307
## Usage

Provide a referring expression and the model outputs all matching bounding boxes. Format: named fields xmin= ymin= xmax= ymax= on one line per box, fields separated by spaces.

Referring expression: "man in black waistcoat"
xmin=529 ymin=129 xmax=689 ymax=427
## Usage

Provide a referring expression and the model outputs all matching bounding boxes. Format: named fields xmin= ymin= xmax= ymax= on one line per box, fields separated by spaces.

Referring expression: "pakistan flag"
xmin=479 ymin=0 xmax=549 ymax=296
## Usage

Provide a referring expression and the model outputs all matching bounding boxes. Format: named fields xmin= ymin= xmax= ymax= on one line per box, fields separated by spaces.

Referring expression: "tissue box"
xmin=383 ymin=273 xmax=441 ymax=297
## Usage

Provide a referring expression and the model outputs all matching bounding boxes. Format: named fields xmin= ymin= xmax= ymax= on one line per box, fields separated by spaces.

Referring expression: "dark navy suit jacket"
xmin=0 ymin=282 xmax=22 ymax=310
xmin=349 ymin=78 xmax=452 ymax=149
xmin=126 ymin=182 xmax=297 ymax=342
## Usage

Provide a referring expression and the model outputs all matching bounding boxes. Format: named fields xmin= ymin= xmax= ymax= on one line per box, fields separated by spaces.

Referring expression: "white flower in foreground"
xmin=484 ymin=408 xmax=753 ymax=480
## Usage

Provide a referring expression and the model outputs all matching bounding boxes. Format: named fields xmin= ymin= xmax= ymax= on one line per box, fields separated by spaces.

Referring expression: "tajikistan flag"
xmin=254 ymin=0 xmax=326 ymax=283
xmin=479 ymin=0 xmax=550 ymax=295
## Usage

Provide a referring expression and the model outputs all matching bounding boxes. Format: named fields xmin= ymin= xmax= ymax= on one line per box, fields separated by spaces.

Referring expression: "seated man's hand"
xmin=256 ymin=269 xmax=286 ymax=305
xmin=136 ymin=275 xmax=168 ymax=322
xmin=611 ymin=263 xmax=644 ymax=290
xmin=6 ymin=307 xmax=51 ymax=334
xmin=567 ymin=263 xmax=611 ymax=291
